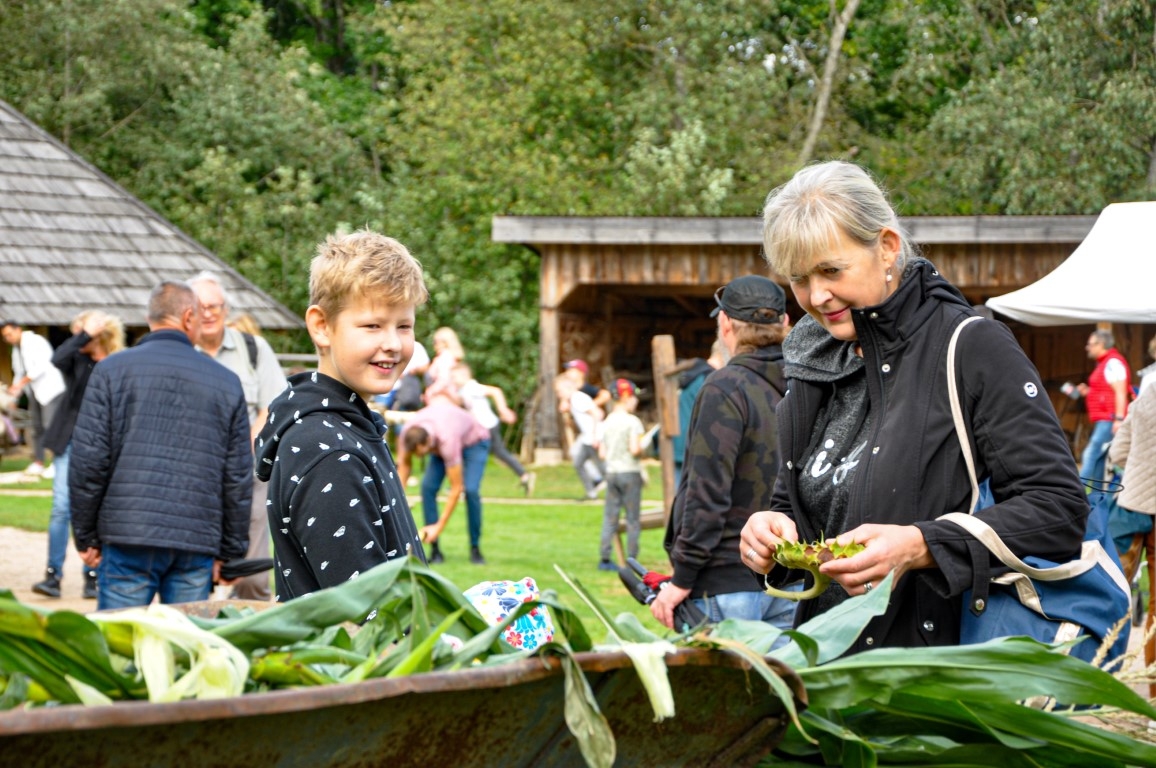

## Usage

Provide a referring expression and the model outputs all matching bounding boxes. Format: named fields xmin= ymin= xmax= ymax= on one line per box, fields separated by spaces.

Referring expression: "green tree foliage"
xmin=928 ymin=0 xmax=1156 ymax=213
xmin=0 ymin=0 xmax=375 ymax=342
xmin=3 ymin=0 xmax=1155 ymax=404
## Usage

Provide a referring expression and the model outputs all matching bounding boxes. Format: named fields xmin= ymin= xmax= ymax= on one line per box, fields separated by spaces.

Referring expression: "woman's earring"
xmin=886 ymin=268 xmax=893 ymax=283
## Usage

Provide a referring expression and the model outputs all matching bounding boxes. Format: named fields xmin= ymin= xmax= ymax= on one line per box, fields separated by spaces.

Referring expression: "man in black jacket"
xmin=70 ymin=281 xmax=252 ymax=611
xmin=651 ymin=275 xmax=795 ymax=632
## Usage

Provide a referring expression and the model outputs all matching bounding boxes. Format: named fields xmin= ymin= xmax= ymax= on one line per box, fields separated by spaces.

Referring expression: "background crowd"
xmin=2 ymin=163 xmax=1154 ymax=650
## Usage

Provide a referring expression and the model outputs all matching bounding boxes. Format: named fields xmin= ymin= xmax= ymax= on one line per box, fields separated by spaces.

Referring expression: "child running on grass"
xmin=255 ymin=229 xmax=429 ymax=601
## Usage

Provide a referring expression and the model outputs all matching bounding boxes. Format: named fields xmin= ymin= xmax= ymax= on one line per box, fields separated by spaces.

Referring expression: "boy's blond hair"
xmin=309 ymin=229 xmax=428 ymax=319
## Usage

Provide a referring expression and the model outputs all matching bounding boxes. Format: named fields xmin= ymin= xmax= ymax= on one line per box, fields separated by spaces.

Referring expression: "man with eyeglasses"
xmin=188 ymin=272 xmax=287 ymax=601
xmin=69 ymin=281 xmax=252 ymax=610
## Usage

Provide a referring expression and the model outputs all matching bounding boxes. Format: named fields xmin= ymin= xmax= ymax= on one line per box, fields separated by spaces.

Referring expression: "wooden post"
xmin=535 ymin=306 xmax=561 ymax=464
xmin=651 ymin=335 xmax=679 ymax=521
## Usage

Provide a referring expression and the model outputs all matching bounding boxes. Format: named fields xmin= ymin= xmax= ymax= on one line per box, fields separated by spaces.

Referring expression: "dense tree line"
xmin=1 ymin=0 xmax=1153 ymax=405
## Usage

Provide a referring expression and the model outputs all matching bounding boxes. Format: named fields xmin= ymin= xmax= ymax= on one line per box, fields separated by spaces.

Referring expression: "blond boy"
xmin=255 ymin=230 xmax=428 ymax=601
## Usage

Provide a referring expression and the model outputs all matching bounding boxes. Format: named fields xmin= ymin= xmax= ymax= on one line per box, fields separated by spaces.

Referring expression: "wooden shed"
xmin=0 ymin=98 xmax=301 ymax=382
xmin=493 ymin=215 xmax=1156 ymax=463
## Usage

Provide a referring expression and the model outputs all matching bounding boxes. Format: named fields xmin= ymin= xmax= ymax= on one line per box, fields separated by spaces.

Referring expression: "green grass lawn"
xmin=0 ymin=456 xmax=673 ymax=640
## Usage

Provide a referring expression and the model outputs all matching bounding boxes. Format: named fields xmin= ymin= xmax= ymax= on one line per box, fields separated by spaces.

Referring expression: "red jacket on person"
xmin=1086 ymin=348 xmax=1130 ymax=423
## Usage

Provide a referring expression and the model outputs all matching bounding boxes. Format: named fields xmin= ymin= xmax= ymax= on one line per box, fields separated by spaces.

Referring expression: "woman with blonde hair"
xmin=423 ymin=326 xmax=466 ymax=404
xmin=741 ymin=161 xmax=1087 ymax=651
xmin=32 ymin=310 xmax=126 ymax=599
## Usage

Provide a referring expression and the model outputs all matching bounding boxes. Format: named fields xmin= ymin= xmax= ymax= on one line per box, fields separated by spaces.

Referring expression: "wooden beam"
xmin=663 ymin=358 xmax=704 ymax=379
xmin=493 ymin=214 xmax=1096 ymax=246
xmin=671 ymin=294 xmax=699 ymax=315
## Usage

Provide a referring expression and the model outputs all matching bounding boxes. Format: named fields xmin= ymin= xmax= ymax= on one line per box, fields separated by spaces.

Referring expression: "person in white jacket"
xmin=1108 ymin=382 xmax=1156 ymax=576
xmin=1110 ymin=383 xmax=1156 ymax=517
xmin=2 ymin=319 xmax=65 ymax=476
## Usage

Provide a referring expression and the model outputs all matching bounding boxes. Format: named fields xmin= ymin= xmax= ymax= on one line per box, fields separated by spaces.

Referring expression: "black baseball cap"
xmin=710 ymin=275 xmax=786 ymax=324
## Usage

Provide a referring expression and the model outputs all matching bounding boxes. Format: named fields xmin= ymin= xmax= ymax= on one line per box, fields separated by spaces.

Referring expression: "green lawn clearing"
xmin=0 ymin=457 xmax=673 ymax=638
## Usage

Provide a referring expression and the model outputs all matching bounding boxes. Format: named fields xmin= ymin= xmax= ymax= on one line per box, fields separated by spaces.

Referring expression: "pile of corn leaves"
xmin=3 ymin=559 xmax=1156 ymax=768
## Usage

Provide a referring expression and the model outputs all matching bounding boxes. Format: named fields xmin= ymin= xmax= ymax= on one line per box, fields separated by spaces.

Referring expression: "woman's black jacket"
xmin=769 ymin=260 xmax=1087 ymax=651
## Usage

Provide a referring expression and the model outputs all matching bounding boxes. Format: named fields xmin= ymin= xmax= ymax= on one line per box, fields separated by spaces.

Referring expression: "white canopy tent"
xmin=986 ymin=201 xmax=1156 ymax=326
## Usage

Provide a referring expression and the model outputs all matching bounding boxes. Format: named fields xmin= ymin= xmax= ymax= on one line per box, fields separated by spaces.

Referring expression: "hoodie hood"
xmin=728 ymin=344 xmax=787 ymax=395
xmin=783 ymin=257 xmax=969 ymax=384
xmin=255 ymin=370 xmax=386 ymax=482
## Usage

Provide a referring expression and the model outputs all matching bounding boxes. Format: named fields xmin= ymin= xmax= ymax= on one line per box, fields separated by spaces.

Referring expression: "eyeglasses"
xmin=200 ymin=302 xmax=226 ymax=315
xmin=714 ymin=286 xmax=726 ymax=305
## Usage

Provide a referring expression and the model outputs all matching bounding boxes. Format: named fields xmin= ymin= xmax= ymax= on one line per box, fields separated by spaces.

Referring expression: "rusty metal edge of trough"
xmin=0 ymin=647 xmax=806 ymax=735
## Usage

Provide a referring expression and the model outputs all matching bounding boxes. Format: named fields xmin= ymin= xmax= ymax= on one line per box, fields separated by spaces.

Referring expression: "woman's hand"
xmin=818 ymin=524 xmax=934 ymax=595
xmin=740 ymin=511 xmax=799 ymax=574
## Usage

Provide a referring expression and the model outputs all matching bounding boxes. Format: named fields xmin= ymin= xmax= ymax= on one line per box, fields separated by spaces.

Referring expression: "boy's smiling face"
xmin=307 ymin=293 xmax=416 ymax=402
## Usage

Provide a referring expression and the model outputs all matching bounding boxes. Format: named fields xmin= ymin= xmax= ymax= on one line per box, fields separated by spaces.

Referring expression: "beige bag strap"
xmin=947 ymin=316 xmax=983 ymax=512
xmin=938 ymin=316 xmax=1096 ymax=581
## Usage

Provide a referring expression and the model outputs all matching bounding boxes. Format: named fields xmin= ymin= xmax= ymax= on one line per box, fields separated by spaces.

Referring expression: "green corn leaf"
xmin=708 ymin=617 xmax=785 ymax=655
xmin=90 ymin=604 xmax=250 ymax=703
xmin=351 ymin=594 xmax=409 ymax=657
xmin=825 ymin=698 xmax=1041 ymax=750
xmin=793 ymin=691 xmax=1156 ymax=767
xmin=248 ymin=647 xmax=371 ymax=686
xmin=551 ymin=565 xmax=683 ymax=723
xmin=65 ymin=674 xmax=114 ymax=706
xmin=0 ymin=598 xmax=135 ymax=697
xmin=540 ymin=588 xmax=592 ymax=652
xmin=616 ymin=638 xmax=677 ymax=721
xmin=386 ymin=608 xmax=466 ymax=678
xmin=553 ymin=565 xmax=626 ymax=644
xmin=950 ymin=698 xmax=1156 ymax=766
xmin=771 ymin=571 xmax=895 ymax=670
xmin=198 ymin=557 xmax=495 ymax=656
xmin=0 ymin=634 xmax=80 ymax=703
xmin=607 ymin=612 xmax=664 ymax=644
xmin=798 ymin=637 xmax=1156 ymax=717
xmin=0 ymin=670 xmax=52 ymax=709
xmin=556 ymin=647 xmax=616 ymax=768
xmin=701 ymin=632 xmax=810 ymax=741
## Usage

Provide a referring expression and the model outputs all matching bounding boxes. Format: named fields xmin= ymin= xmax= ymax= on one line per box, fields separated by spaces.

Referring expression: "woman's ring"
xmin=746 ymin=548 xmax=757 ymax=561
xmin=863 ymin=582 xmax=874 ymax=593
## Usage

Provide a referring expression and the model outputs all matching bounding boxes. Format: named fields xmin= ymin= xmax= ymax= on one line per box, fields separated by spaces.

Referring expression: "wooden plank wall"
xmin=533 ymin=239 xmax=1156 ymax=460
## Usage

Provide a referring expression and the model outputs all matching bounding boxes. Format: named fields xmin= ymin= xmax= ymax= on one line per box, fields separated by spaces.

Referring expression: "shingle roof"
xmin=0 ymin=99 xmax=302 ymax=330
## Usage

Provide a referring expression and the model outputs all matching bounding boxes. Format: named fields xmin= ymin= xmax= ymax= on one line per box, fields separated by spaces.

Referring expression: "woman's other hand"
xmin=740 ymin=511 xmax=799 ymax=574
xmin=818 ymin=524 xmax=934 ymax=595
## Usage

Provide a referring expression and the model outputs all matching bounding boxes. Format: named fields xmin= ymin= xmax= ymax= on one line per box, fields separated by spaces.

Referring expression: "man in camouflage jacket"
xmin=651 ymin=275 xmax=796 ymax=632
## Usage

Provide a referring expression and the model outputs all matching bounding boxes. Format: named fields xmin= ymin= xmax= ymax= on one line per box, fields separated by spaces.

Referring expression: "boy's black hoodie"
xmin=256 ymin=370 xmax=424 ymax=601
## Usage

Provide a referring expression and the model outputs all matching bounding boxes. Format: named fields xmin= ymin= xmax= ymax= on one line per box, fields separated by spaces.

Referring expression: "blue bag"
xmin=939 ymin=318 xmax=1132 ymax=666
xmin=946 ymin=483 xmax=1131 ymax=665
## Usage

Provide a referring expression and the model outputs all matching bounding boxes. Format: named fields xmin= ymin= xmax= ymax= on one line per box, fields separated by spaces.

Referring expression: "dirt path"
xmin=1 ymin=525 xmax=94 ymax=612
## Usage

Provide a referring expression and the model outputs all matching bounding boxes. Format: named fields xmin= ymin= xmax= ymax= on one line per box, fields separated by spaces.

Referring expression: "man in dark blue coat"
xmin=70 ymin=281 xmax=252 ymax=610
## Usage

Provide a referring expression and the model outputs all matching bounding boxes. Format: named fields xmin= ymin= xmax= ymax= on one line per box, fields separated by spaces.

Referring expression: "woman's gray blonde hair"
xmin=761 ymin=161 xmax=918 ymax=279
